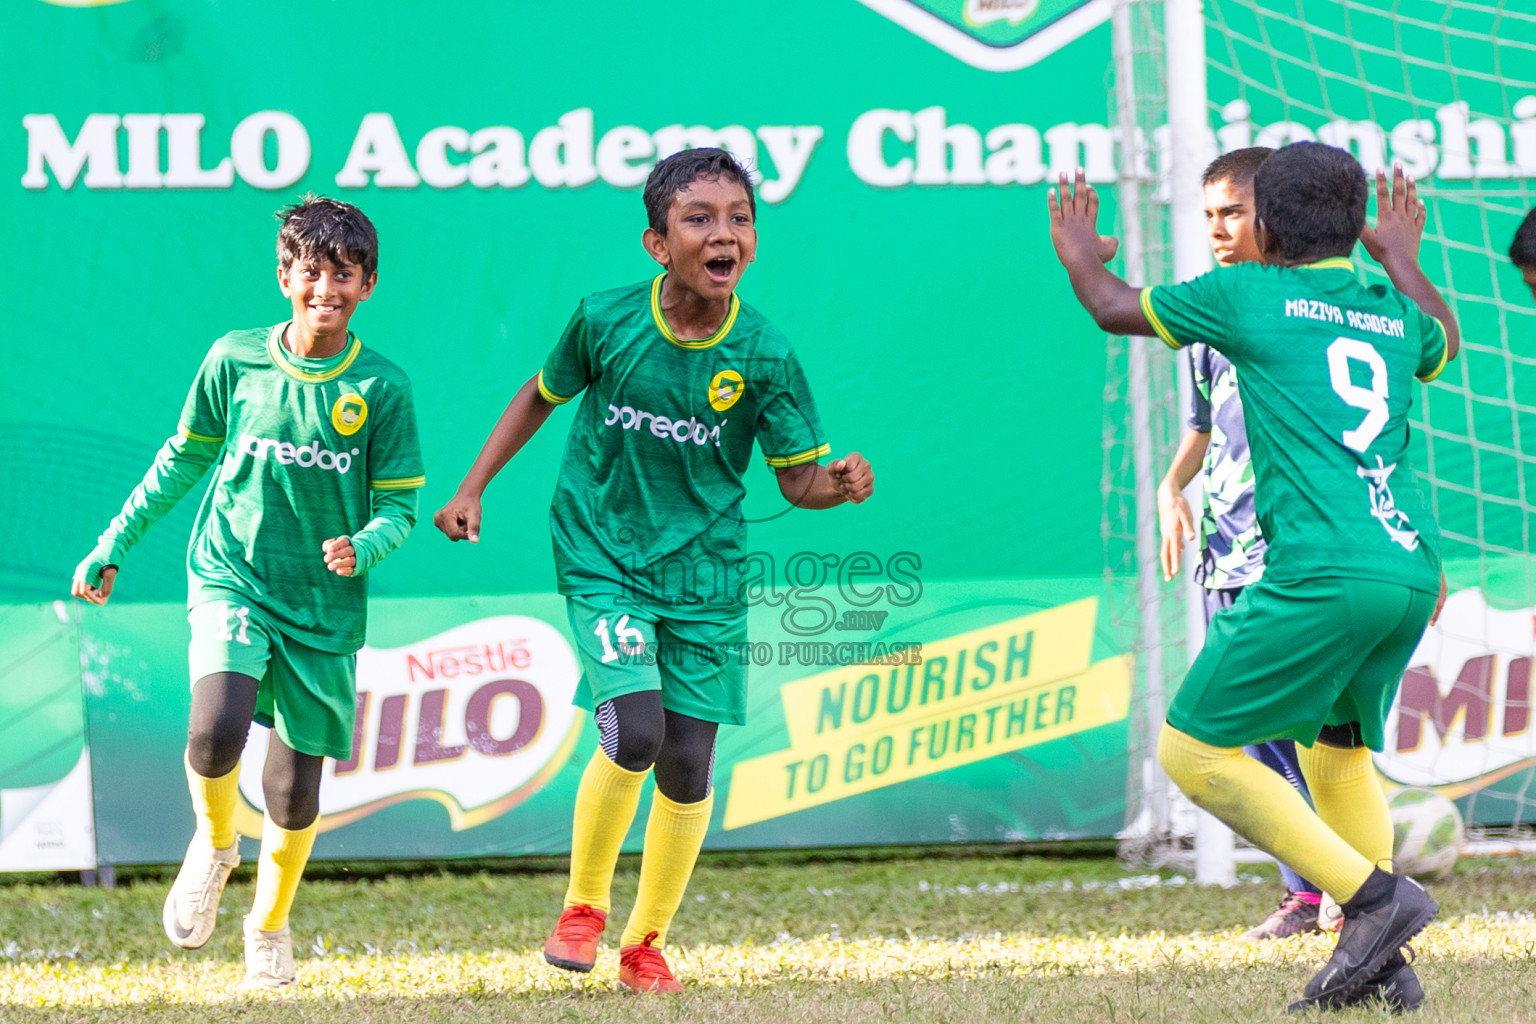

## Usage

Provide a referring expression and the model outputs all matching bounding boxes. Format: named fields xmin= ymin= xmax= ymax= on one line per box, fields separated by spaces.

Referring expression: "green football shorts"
xmin=565 ymin=594 xmax=749 ymax=725
xmin=188 ymin=595 xmax=357 ymax=760
xmin=1167 ymin=575 xmax=1437 ymax=752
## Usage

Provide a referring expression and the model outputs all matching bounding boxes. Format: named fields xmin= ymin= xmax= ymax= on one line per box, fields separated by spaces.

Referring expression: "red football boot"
xmin=543 ymin=904 xmax=607 ymax=972
xmin=618 ymin=931 xmax=684 ymax=994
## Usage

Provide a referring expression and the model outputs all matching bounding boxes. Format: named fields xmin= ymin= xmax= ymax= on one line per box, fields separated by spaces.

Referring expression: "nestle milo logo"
xmin=856 ymin=0 xmax=1108 ymax=71
xmin=234 ymin=615 xmax=582 ymax=834
xmin=1376 ymin=589 xmax=1536 ymax=793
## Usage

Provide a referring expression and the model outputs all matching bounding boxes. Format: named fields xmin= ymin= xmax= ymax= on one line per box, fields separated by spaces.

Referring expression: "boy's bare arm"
xmin=1048 ymin=169 xmax=1155 ymax=336
xmin=1360 ymin=165 xmax=1461 ymax=360
xmin=1158 ymin=429 xmax=1211 ymax=582
xmin=776 ymin=453 xmax=874 ymax=510
xmin=435 ymin=374 xmax=557 ymax=542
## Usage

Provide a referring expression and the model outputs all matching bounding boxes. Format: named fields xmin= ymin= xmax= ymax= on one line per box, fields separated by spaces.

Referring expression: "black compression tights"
xmin=185 ymin=672 xmax=326 ymax=830
xmin=595 ymin=690 xmax=718 ymax=804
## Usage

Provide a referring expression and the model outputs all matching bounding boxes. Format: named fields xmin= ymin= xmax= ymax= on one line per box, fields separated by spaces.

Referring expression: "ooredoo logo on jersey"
xmin=236 ymin=434 xmax=359 ymax=474
xmin=234 ymin=615 xmax=583 ymax=834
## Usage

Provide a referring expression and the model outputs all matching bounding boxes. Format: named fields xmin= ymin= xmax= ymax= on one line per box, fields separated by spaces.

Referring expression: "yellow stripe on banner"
xmin=1417 ymin=318 xmax=1451 ymax=382
xmin=178 ymin=426 xmax=225 ymax=443
xmin=267 ymin=325 xmax=363 ymax=383
xmin=1139 ymin=287 xmax=1182 ymax=350
xmin=720 ymin=594 xmax=1130 ymax=831
xmin=536 ymin=371 xmax=573 ymax=405
xmin=371 ymin=476 xmax=426 ymax=490
xmin=649 ymin=274 xmax=740 ymax=350
xmin=764 ymin=444 xmax=831 ymax=468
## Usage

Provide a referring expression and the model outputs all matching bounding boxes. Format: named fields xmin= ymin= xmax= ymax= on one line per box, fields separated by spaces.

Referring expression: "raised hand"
xmin=1048 ymin=168 xmax=1121 ymax=265
xmin=1360 ymin=163 xmax=1426 ymax=266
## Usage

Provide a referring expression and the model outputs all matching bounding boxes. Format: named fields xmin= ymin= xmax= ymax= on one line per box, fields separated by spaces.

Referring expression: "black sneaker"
xmin=1291 ymin=870 xmax=1436 ymax=1010
xmin=1288 ymin=950 xmax=1425 ymax=1015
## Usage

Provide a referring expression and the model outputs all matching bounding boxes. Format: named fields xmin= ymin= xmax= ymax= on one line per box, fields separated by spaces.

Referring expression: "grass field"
xmin=1 ymin=848 xmax=1534 ymax=1023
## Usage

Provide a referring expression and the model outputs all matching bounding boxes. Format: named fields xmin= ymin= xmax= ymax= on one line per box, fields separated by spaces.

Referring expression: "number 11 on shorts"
xmin=594 ymin=615 xmax=645 ymax=663
xmin=218 ymin=603 xmax=252 ymax=645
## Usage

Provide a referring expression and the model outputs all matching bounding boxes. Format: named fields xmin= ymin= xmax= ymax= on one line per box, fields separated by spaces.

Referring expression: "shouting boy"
xmin=435 ymin=148 xmax=873 ymax=993
xmin=72 ymin=196 xmax=423 ymax=991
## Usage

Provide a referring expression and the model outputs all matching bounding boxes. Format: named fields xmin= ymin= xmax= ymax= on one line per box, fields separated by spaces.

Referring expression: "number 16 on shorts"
xmin=594 ymin=614 xmax=647 ymax=663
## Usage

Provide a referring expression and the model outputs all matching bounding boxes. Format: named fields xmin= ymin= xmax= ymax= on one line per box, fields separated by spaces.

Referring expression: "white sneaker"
xmin=162 ymin=835 xmax=240 ymax=949
xmin=242 ymin=914 xmax=297 ymax=991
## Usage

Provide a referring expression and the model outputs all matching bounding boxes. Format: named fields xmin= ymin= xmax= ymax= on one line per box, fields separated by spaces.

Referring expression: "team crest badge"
xmin=709 ymin=370 xmax=745 ymax=412
xmin=332 ymin=393 xmax=368 ymax=436
xmin=855 ymin=0 xmax=1109 ymax=71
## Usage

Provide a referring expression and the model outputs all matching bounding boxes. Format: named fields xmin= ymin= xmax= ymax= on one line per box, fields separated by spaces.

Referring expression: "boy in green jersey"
xmin=436 ymin=148 xmax=873 ymax=994
xmin=71 ymin=197 xmax=424 ymax=991
xmin=1510 ymin=207 xmax=1536 ymax=302
xmin=1049 ymin=143 xmax=1460 ymax=1012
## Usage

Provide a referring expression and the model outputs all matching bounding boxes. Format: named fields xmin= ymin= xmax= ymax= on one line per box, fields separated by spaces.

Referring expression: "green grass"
xmin=1 ymin=850 xmax=1534 ymax=1023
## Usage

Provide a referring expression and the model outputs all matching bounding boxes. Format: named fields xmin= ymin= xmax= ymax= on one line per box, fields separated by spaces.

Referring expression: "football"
xmin=1389 ymin=786 xmax=1465 ymax=881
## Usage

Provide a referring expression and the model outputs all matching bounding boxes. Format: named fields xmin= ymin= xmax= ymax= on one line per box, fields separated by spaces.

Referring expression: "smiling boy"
xmin=435 ymin=148 xmax=873 ymax=993
xmin=72 ymin=196 xmax=423 ymax=991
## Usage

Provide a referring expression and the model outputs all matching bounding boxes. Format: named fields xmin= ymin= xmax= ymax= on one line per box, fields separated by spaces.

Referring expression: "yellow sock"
xmin=564 ymin=751 xmax=647 ymax=913
xmin=186 ymin=754 xmax=240 ymax=850
xmin=1158 ymin=724 xmax=1375 ymax=901
xmin=1298 ymin=741 xmax=1393 ymax=867
xmin=250 ymin=812 xmax=318 ymax=932
xmin=620 ymin=790 xmax=714 ymax=948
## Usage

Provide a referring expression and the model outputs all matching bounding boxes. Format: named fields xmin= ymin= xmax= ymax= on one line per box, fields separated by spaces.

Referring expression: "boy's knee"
xmin=653 ymin=747 xmax=713 ymax=804
xmin=610 ymin=718 xmax=665 ymax=772
xmin=598 ymin=694 xmax=667 ymax=771
xmin=262 ymin=780 xmax=320 ymax=831
xmin=186 ymin=728 xmax=245 ymax=779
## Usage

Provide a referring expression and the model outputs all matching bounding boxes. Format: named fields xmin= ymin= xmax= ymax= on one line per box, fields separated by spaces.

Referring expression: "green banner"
xmin=4 ymin=0 xmax=1122 ymax=609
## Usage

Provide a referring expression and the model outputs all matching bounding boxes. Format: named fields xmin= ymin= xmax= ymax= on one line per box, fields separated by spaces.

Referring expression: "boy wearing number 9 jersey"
xmin=71 ymin=197 xmax=424 ymax=991
xmin=1048 ymin=142 xmax=1459 ymax=1013
xmin=434 ymin=148 xmax=874 ymax=994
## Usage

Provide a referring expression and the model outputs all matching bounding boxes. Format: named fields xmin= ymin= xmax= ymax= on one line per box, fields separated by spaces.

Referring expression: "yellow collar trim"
xmin=649 ymin=274 xmax=740 ymax=350
xmin=1299 ymin=257 xmax=1355 ymax=272
xmin=268 ymin=324 xmax=362 ymax=382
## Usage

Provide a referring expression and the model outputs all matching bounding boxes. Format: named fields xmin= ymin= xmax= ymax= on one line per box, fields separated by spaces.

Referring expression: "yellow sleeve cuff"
xmin=537 ymin=371 xmax=574 ymax=405
xmin=1139 ymin=287 xmax=1182 ymax=350
xmin=764 ymin=443 xmax=831 ymax=468
xmin=1416 ymin=319 xmax=1451 ymax=382
xmin=371 ymin=476 xmax=426 ymax=490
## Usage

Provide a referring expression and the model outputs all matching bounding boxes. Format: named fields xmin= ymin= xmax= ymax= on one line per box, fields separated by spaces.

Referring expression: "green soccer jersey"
xmin=538 ymin=275 xmax=829 ymax=618
xmin=84 ymin=325 xmax=425 ymax=654
xmin=179 ymin=326 xmax=424 ymax=651
xmin=1141 ymin=258 xmax=1449 ymax=593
